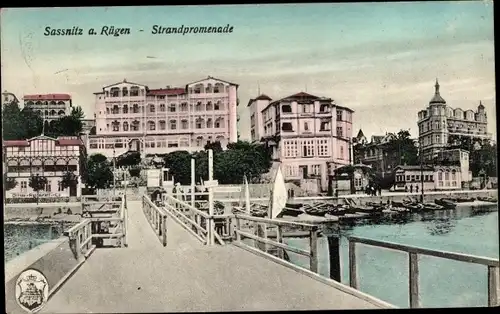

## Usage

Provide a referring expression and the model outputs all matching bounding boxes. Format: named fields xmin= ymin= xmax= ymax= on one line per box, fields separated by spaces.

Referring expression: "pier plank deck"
xmin=42 ymin=201 xmax=382 ymax=312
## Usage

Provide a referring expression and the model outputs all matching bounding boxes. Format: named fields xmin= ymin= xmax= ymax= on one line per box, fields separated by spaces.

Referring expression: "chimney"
xmin=166 ymin=85 xmax=171 ymax=89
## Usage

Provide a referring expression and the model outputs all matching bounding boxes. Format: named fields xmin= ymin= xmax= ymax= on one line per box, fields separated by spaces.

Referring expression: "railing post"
xmin=276 ymin=225 xmax=284 ymax=259
xmin=409 ymin=252 xmax=420 ymax=308
xmin=162 ymin=215 xmax=168 ymax=247
xmin=349 ymin=240 xmax=358 ymax=289
xmin=309 ymin=227 xmax=318 ymax=273
xmin=235 ymin=216 xmax=241 ymax=242
xmin=488 ymin=266 xmax=499 ymax=307
xmin=75 ymin=230 xmax=82 ymax=261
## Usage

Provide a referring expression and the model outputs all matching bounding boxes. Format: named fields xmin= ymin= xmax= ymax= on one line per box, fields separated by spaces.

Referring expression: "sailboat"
xmin=269 ymin=164 xmax=304 ymax=219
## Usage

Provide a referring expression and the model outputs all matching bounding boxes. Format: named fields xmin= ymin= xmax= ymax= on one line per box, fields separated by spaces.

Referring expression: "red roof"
xmin=147 ymin=88 xmax=186 ymax=96
xmin=3 ymin=137 xmax=83 ymax=147
xmin=24 ymin=94 xmax=72 ymax=101
xmin=287 ymin=92 xmax=319 ymax=99
xmin=3 ymin=140 xmax=30 ymax=147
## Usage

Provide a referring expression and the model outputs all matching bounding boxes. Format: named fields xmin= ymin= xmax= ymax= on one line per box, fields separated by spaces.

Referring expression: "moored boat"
xmin=402 ymin=201 xmax=424 ymax=212
xmin=302 ymin=203 xmax=331 ymax=217
xmin=477 ymin=196 xmax=498 ymax=203
xmin=421 ymin=203 xmax=444 ymax=211
xmin=434 ymin=198 xmax=457 ymax=209
xmin=279 ymin=206 xmax=305 ymax=217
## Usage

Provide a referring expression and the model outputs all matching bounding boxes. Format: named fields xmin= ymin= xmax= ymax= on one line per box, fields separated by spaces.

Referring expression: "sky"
xmin=1 ymin=2 xmax=496 ymax=141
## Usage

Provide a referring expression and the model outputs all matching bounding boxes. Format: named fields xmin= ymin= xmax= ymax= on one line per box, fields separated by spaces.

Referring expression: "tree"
xmin=204 ymin=141 xmax=223 ymax=152
xmin=117 ymin=151 xmax=141 ymax=168
xmin=2 ymin=102 xmax=43 ymax=140
xmin=128 ymin=168 xmax=141 ymax=178
xmin=385 ymin=130 xmax=419 ymax=166
xmin=29 ymin=174 xmax=48 ymax=204
xmin=4 ymin=175 xmax=18 ymax=191
xmin=60 ymin=171 xmax=78 ymax=190
xmin=82 ymin=154 xmax=114 ymax=191
xmin=89 ymin=126 xmax=96 ymax=135
xmin=162 ymin=141 xmax=273 ymax=185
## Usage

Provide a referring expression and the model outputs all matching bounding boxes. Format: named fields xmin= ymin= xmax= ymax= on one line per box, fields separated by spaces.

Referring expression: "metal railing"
xmin=142 ymin=195 xmax=168 ymax=246
xmin=347 ymin=236 xmax=500 ymax=307
xmin=233 ymin=214 xmax=319 ymax=273
xmin=64 ymin=195 xmax=127 ymax=259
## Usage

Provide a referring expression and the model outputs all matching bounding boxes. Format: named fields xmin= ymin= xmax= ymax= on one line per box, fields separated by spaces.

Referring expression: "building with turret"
xmin=417 ymin=79 xmax=490 ymax=161
xmin=248 ymin=91 xmax=354 ymax=192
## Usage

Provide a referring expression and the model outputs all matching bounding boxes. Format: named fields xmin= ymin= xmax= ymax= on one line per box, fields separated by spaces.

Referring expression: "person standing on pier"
xmin=416 ymin=185 xmax=419 ymax=194
xmin=410 ymin=185 xmax=413 ymax=193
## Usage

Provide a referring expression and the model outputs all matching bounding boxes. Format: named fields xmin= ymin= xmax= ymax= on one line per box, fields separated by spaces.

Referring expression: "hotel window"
xmin=451 ymin=170 xmax=456 ymax=181
xmin=304 ymin=122 xmax=309 ymax=132
xmin=131 ymin=121 xmax=139 ymax=131
xmin=283 ymin=140 xmax=298 ymax=158
xmin=149 ymin=104 xmax=155 ymax=113
xmin=159 ymin=104 xmax=165 ymax=112
xmin=320 ymin=104 xmax=329 ymax=113
xmin=206 ymin=102 xmax=213 ymax=111
xmin=159 ymin=120 xmax=166 ymax=130
xmin=123 ymin=105 xmax=129 ymax=114
xmin=444 ymin=171 xmax=449 ymax=181
xmin=45 ymin=181 xmax=51 ymax=192
xmin=354 ymin=178 xmax=363 ymax=188
xmin=112 ymin=121 xmax=119 ymax=132
xmin=170 ymin=120 xmax=177 ymax=130
xmin=336 ymin=110 xmax=343 ymax=121
xmin=58 ymin=181 xmax=64 ymax=192
xmin=282 ymin=123 xmax=293 ymax=132
xmin=196 ymin=119 xmax=203 ymax=129
xmin=406 ymin=175 xmax=410 ymax=181
xmin=416 ymin=175 xmax=420 ymax=181
xmin=320 ymin=121 xmax=330 ymax=131
xmin=336 ymin=127 xmax=343 ymax=137
xmin=303 ymin=104 xmax=310 ymax=113
xmin=318 ymin=139 xmax=329 ymax=156
xmin=181 ymin=120 xmax=189 ymax=129
xmin=132 ymin=104 xmax=139 ymax=113
xmin=302 ymin=140 xmax=315 ymax=157
xmin=214 ymin=101 xmax=221 ymax=110
xmin=169 ymin=104 xmax=176 ymax=112
xmin=181 ymin=103 xmax=188 ymax=111
xmin=215 ymin=118 xmax=223 ymax=128
xmin=195 ymin=102 xmax=202 ymax=111
xmin=148 ymin=121 xmax=156 ymax=131
xmin=207 ymin=119 xmax=213 ymax=128
xmin=311 ymin=165 xmax=321 ymax=175
xmin=282 ymin=105 xmax=292 ymax=113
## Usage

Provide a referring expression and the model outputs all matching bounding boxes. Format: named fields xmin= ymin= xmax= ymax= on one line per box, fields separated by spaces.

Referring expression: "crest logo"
xmin=15 ymin=269 xmax=49 ymax=313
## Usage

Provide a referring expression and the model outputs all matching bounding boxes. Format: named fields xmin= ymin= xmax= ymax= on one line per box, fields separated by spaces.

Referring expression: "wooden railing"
xmin=162 ymin=193 xmax=226 ymax=246
xmin=347 ymin=236 xmax=500 ymax=308
xmin=142 ymin=195 xmax=168 ymax=246
xmin=232 ymin=214 xmax=319 ymax=273
xmin=64 ymin=195 xmax=127 ymax=259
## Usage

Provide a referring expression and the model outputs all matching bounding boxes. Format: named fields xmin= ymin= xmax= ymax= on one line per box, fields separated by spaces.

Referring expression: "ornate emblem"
xmin=15 ymin=269 xmax=49 ymax=313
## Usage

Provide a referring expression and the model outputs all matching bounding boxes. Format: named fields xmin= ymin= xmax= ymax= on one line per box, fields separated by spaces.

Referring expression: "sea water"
xmin=285 ymin=205 xmax=499 ymax=308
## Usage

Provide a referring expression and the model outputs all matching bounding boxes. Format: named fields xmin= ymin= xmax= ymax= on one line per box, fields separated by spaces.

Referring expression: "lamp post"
xmin=113 ymin=148 xmax=116 ymax=196
xmin=420 ymin=145 xmax=424 ymax=203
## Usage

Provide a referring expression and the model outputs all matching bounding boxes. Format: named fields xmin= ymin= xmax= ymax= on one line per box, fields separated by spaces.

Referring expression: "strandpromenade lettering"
xmin=43 ymin=24 xmax=235 ymax=37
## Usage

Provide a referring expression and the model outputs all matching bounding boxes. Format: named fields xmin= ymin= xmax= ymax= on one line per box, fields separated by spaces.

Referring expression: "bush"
xmin=66 ymin=208 xmax=73 ymax=215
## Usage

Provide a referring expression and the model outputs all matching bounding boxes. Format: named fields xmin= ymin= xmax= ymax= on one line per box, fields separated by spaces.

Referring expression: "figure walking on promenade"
xmin=416 ymin=185 xmax=419 ymax=193
xmin=410 ymin=185 xmax=413 ymax=193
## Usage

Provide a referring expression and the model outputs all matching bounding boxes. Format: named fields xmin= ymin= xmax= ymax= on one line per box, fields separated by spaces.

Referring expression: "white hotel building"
xmin=87 ymin=76 xmax=239 ymax=158
xmin=248 ymin=92 xmax=354 ymax=191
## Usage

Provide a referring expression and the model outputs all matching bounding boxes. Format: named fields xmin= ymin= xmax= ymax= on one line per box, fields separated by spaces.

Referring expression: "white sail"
xmin=244 ymin=175 xmax=251 ymax=215
xmin=269 ymin=163 xmax=287 ymax=219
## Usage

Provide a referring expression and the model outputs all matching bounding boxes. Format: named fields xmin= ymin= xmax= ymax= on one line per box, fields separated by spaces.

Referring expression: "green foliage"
xmin=82 ymin=154 xmax=114 ymax=190
xmin=163 ymin=141 xmax=272 ymax=185
xmin=204 ymin=141 xmax=223 ymax=152
xmin=447 ymin=135 xmax=497 ymax=177
xmin=4 ymin=176 xmax=18 ymax=191
xmin=128 ymin=168 xmax=141 ymax=178
xmin=1 ymin=101 xmax=85 ymax=140
xmin=89 ymin=126 xmax=96 ymax=135
xmin=29 ymin=174 xmax=48 ymax=192
xmin=117 ymin=151 xmax=141 ymax=168
xmin=2 ymin=102 xmax=43 ymax=140
xmin=369 ymin=171 xmax=396 ymax=190
xmin=60 ymin=171 xmax=78 ymax=190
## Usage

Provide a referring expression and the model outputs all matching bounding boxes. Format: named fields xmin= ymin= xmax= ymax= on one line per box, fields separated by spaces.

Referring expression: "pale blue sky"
xmin=1 ymin=2 xmax=495 ymax=140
